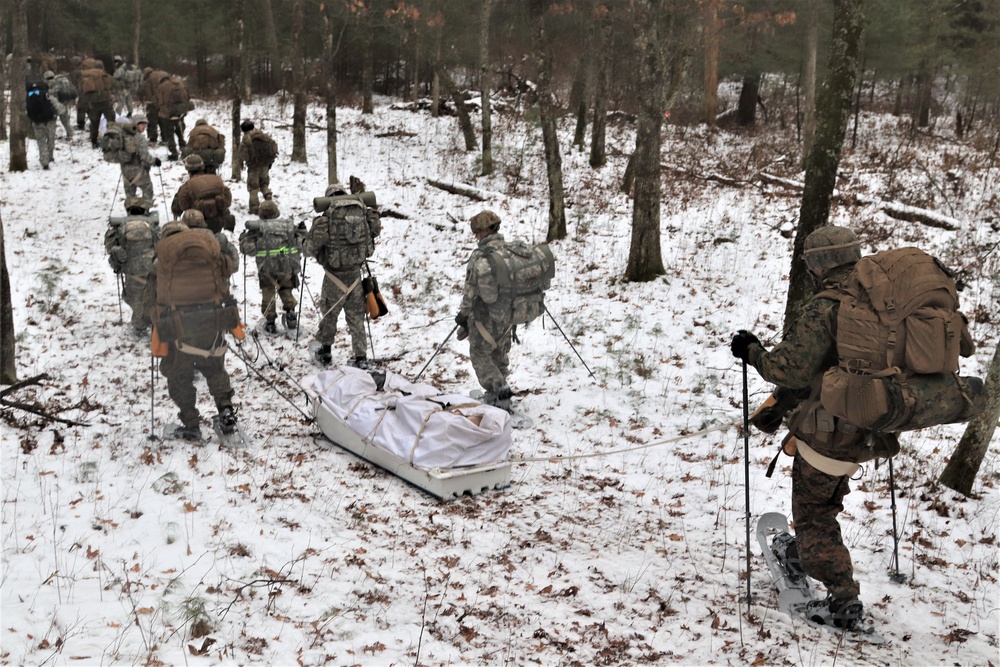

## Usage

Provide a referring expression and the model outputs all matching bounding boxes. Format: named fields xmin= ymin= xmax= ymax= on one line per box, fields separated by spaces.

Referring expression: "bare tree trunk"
xmin=479 ymin=0 xmax=494 ymax=176
xmin=589 ymin=5 xmax=612 ymax=168
xmin=703 ymin=0 xmax=720 ymax=125
xmin=784 ymin=0 xmax=865 ymax=326
xmin=801 ymin=0 xmax=818 ymax=166
xmin=431 ymin=12 xmax=442 ymax=118
xmin=570 ymin=4 xmax=596 ymax=149
xmin=232 ymin=0 xmax=249 ymax=182
xmin=736 ymin=72 xmax=761 ymax=126
xmin=9 ymin=0 xmax=29 ymax=172
xmin=939 ymin=344 xmax=1000 ymax=496
xmin=915 ymin=61 xmax=934 ymax=128
xmin=437 ymin=66 xmax=477 ymax=151
xmin=529 ymin=0 xmax=567 ymax=242
xmin=261 ymin=0 xmax=280 ymax=91
xmin=410 ymin=29 xmax=420 ymax=101
xmin=324 ymin=1 xmax=339 ymax=184
xmin=1 ymin=212 xmax=16 ymax=384
xmin=131 ymin=0 xmax=141 ymax=66
xmin=361 ymin=5 xmax=374 ymax=114
xmin=0 ymin=9 xmax=8 ymax=141
xmin=290 ymin=0 xmax=307 ymax=163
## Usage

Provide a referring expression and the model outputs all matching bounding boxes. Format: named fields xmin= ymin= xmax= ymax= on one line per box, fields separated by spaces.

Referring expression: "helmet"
xmin=43 ymin=70 xmax=55 ymax=80
xmin=183 ymin=154 xmax=205 ymax=172
xmin=803 ymin=225 xmax=861 ymax=273
xmin=142 ymin=66 xmax=153 ymax=76
xmin=325 ymin=183 xmax=348 ymax=196
xmin=181 ymin=209 xmax=206 ymax=228
xmin=258 ymin=200 xmax=280 ymax=219
xmin=240 ymin=120 xmax=254 ymax=133
xmin=113 ymin=55 xmax=123 ymax=63
xmin=195 ymin=118 xmax=208 ymax=127
xmin=469 ymin=210 xmax=501 ymax=234
xmin=131 ymin=113 xmax=148 ymax=126
xmin=124 ymin=195 xmax=147 ymax=212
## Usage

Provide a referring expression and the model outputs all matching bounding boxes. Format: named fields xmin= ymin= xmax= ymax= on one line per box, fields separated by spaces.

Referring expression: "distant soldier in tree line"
xmin=237 ymin=120 xmax=278 ymax=215
xmin=43 ymin=70 xmax=77 ymax=139
xmin=171 ymin=154 xmax=235 ymax=234
xmin=112 ymin=55 xmax=143 ymax=116
xmin=182 ymin=119 xmax=226 ymax=174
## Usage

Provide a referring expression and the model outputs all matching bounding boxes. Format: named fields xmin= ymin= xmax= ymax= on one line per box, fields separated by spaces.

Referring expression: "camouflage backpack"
xmin=241 ymin=218 xmax=302 ymax=276
xmin=311 ymin=195 xmax=375 ymax=270
xmin=248 ymin=131 xmax=278 ymax=167
xmin=483 ymin=241 xmax=556 ymax=326
xmin=106 ymin=212 xmax=160 ymax=276
xmin=818 ymin=247 xmax=977 ymax=432
xmin=101 ymin=123 xmax=129 ymax=163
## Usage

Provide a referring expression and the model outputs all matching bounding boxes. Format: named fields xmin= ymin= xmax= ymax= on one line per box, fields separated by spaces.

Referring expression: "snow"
xmin=2 ymin=94 xmax=998 ymax=666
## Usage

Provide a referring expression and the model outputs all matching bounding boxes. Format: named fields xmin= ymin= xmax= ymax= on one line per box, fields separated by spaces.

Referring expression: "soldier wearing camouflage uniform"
xmin=237 ymin=120 xmax=275 ymax=215
xmin=76 ymin=62 xmax=116 ymax=149
xmin=307 ymin=183 xmax=380 ymax=367
xmin=121 ymin=114 xmax=160 ymax=207
xmin=182 ymin=119 xmax=226 ymax=174
xmin=143 ymin=209 xmax=240 ymax=440
xmin=140 ymin=67 xmax=167 ymax=143
xmin=105 ymin=196 xmax=159 ymax=334
xmin=171 ymin=154 xmax=234 ymax=234
xmin=27 ymin=79 xmax=62 ymax=170
xmin=456 ymin=210 xmax=513 ymax=411
xmin=112 ymin=55 xmax=142 ymax=116
xmin=239 ymin=200 xmax=304 ymax=334
xmin=43 ymin=70 xmax=76 ymax=139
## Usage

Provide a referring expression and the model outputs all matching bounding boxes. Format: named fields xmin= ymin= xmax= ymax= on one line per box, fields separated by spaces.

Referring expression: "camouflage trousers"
xmin=57 ymin=109 xmax=73 ymax=139
xmin=122 ymin=164 xmax=154 ymax=208
xmin=80 ymin=95 xmax=115 ymax=147
xmin=31 ymin=120 xmax=56 ymax=168
xmin=318 ymin=268 xmax=367 ymax=358
xmin=122 ymin=274 xmax=151 ymax=330
xmin=259 ymin=272 xmax=298 ymax=322
xmin=468 ymin=318 xmax=512 ymax=395
xmin=246 ymin=166 xmax=272 ymax=214
xmin=160 ymin=337 xmax=234 ymax=430
xmin=791 ymin=452 xmax=861 ymax=602
xmin=158 ymin=115 xmax=186 ymax=158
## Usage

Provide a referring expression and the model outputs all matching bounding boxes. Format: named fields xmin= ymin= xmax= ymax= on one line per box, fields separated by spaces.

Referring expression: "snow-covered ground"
xmin=2 ymin=93 xmax=998 ymax=666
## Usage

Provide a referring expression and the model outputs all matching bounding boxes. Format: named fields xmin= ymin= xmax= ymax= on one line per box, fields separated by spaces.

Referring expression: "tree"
xmin=702 ymin=0 xmax=721 ymax=125
xmin=939 ymin=344 xmax=1000 ymax=496
xmin=783 ymin=0 xmax=865 ymax=326
xmin=801 ymin=0 xmax=818 ymax=165
xmin=529 ymin=0 xmax=567 ymax=243
xmin=437 ymin=66 xmax=478 ymax=151
xmin=479 ymin=0 xmax=495 ymax=176
xmin=231 ymin=0 xmax=250 ymax=183
xmin=324 ymin=1 xmax=341 ymax=184
xmin=1 ymin=212 xmax=16 ymax=384
xmin=0 ymin=8 xmax=8 ymax=141
xmin=589 ymin=3 xmax=612 ymax=168
xmin=290 ymin=0 xmax=308 ymax=163
xmin=8 ymin=0 xmax=29 ymax=173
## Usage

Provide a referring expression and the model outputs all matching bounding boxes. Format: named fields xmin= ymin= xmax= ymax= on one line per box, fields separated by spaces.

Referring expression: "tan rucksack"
xmin=819 ymin=247 xmax=975 ymax=431
xmin=79 ymin=68 xmax=110 ymax=94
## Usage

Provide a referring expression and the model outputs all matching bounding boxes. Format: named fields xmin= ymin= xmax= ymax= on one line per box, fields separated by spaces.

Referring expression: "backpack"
xmin=315 ymin=196 xmax=375 ymax=269
xmin=186 ymin=175 xmax=231 ymax=224
xmin=107 ymin=214 xmax=159 ymax=276
xmin=819 ymin=247 xmax=976 ymax=432
xmin=158 ymin=75 xmax=193 ymax=118
xmin=241 ymin=218 xmax=302 ymax=276
xmin=483 ymin=241 xmax=556 ymax=326
xmin=25 ymin=82 xmax=57 ymax=123
xmin=52 ymin=76 xmax=77 ymax=103
xmin=101 ymin=123 xmax=130 ymax=163
xmin=79 ymin=68 xmax=110 ymax=94
xmin=248 ymin=131 xmax=278 ymax=167
xmin=154 ymin=227 xmax=237 ymax=342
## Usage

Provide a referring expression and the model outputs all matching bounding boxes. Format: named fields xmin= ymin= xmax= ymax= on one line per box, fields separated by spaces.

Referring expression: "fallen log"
xmin=426 ymin=178 xmax=489 ymax=201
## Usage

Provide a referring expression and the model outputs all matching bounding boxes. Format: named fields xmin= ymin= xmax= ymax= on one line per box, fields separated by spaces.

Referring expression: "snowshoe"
xmin=283 ymin=310 xmax=298 ymax=330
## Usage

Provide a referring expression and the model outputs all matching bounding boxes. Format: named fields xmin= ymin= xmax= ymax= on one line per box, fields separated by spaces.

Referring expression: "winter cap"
xmin=258 ymin=200 xmax=280 ymax=219
xmin=181 ymin=209 xmax=207 ymax=228
xmin=803 ymin=225 xmax=861 ymax=273
xmin=183 ymin=154 xmax=205 ymax=172
xmin=325 ymin=183 xmax=349 ymax=196
xmin=131 ymin=113 xmax=148 ymax=126
xmin=195 ymin=118 xmax=208 ymax=126
xmin=124 ymin=196 xmax=147 ymax=212
xmin=469 ymin=210 xmax=501 ymax=234
xmin=240 ymin=120 xmax=254 ymax=133
xmin=43 ymin=70 xmax=55 ymax=80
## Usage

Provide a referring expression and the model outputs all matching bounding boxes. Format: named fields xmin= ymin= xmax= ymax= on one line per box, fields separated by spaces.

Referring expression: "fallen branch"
xmin=0 ymin=373 xmax=91 ymax=427
xmin=661 ymin=163 xmax=748 ymax=187
xmin=426 ymin=178 xmax=489 ymax=201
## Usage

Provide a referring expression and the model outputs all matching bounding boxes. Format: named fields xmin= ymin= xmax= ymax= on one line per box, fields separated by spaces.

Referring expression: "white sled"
xmin=302 ymin=367 xmax=512 ymax=500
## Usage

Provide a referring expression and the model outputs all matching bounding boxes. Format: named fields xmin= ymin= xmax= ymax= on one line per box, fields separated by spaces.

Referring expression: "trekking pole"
xmin=148 ymin=350 xmax=159 ymax=441
xmin=156 ymin=165 xmax=168 ymax=215
xmin=888 ymin=458 xmax=907 ymax=583
xmin=115 ymin=273 xmax=124 ymax=323
xmin=542 ymin=304 xmax=595 ymax=379
xmin=242 ymin=261 xmax=248 ymax=325
xmin=294 ymin=267 xmax=306 ymax=344
xmin=741 ymin=359 xmax=753 ymax=604
xmin=412 ymin=323 xmax=459 ymax=383
xmin=365 ymin=314 xmax=377 ymax=363
xmin=108 ymin=172 xmax=123 ymax=220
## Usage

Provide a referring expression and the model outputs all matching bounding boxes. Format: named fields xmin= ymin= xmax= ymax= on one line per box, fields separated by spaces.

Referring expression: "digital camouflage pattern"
xmin=120 ymin=123 xmax=157 ymax=206
xmin=240 ymin=216 xmax=303 ymax=323
xmin=45 ymin=73 xmax=76 ymax=138
xmin=460 ymin=232 xmax=514 ymax=395
xmin=105 ymin=209 xmax=159 ymax=331
xmin=317 ymin=268 xmax=367 ymax=357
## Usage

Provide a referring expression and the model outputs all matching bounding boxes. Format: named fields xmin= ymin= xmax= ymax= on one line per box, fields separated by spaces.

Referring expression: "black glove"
xmin=730 ymin=330 xmax=760 ymax=362
xmin=153 ymin=157 xmax=162 ymax=167
xmin=750 ymin=403 xmax=785 ymax=434
xmin=455 ymin=313 xmax=468 ymax=329
xmin=298 ymin=221 xmax=306 ymax=230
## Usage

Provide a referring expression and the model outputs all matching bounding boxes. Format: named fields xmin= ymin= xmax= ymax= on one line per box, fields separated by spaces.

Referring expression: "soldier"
xmin=182 ymin=119 xmax=226 ymax=174
xmin=239 ymin=200 xmax=304 ymax=334
xmin=43 ymin=70 xmax=77 ymax=139
xmin=77 ymin=62 xmax=116 ymax=149
xmin=237 ymin=120 xmax=277 ymax=215
xmin=171 ymin=154 xmax=234 ymax=234
xmin=105 ymin=196 xmax=159 ymax=334
xmin=306 ymin=183 xmax=380 ymax=367
xmin=144 ymin=209 xmax=240 ymax=441
xmin=155 ymin=72 xmax=191 ymax=160
xmin=139 ymin=67 xmax=167 ymax=143
xmin=120 ymin=114 xmax=161 ymax=207
xmin=25 ymin=78 xmax=61 ymax=170
xmin=455 ymin=210 xmax=513 ymax=411
xmin=730 ymin=225 xmax=983 ymax=631
xmin=112 ymin=55 xmax=142 ymax=116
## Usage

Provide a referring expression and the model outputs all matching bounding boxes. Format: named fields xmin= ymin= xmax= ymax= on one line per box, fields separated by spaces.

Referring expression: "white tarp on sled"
xmin=302 ymin=367 xmax=512 ymax=471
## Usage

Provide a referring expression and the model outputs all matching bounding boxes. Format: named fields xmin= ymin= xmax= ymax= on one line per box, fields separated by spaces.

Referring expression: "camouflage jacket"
xmin=122 ymin=124 xmax=156 ymax=169
xmin=47 ymin=75 xmax=77 ymax=104
xmin=460 ymin=233 xmax=508 ymax=326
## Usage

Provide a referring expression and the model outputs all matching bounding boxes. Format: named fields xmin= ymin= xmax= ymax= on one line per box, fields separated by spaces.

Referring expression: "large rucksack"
xmin=101 ymin=123 xmax=130 ymax=163
xmin=78 ymin=68 xmax=110 ymax=94
xmin=483 ymin=241 xmax=556 ymax=326
xmin=25 ymin=82 xmax=57 ymax=123
xmin=819 ymin=247 xmax=976 ymax=432
xmin=154 ymin=227 xmax=237 ymax=342
xmin=158 ymin=75 xmax=193 ymax=118
xmin=106 ymin=213 xmax=160 ymax=276
xmin=241 ymin=219 xmax=302 ymax=276
xmin=247 ymin=131 xmax=278 ymax=167
xmin=313 ymin=196 xmax=375 ymax=269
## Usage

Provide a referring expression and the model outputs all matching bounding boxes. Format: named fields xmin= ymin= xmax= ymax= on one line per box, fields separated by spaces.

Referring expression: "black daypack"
xmin=26 ymin=82 xmax=56 ymax=123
